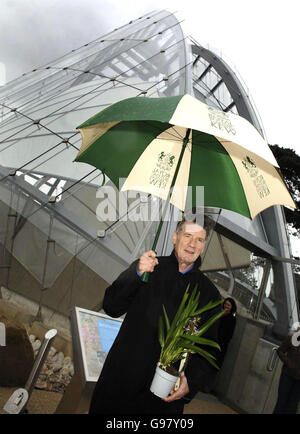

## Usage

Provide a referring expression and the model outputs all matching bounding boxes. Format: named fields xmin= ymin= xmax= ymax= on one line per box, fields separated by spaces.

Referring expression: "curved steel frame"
xmin=189 ymin=41 xmax=298 ymax=336
xmin=0 ymin=10 xmax=298 ymax=336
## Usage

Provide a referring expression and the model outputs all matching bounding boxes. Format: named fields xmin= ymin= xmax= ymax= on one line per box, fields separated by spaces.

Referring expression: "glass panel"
xmin=232 ymin=255 xmax=277 ymax=323
xmin=0 ymin=10 xmax=287 ymax=322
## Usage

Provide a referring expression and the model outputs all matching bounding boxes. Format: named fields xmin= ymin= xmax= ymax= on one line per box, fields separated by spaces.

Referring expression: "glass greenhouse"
xmin=0 ymin=10 xmax=298 ymax=340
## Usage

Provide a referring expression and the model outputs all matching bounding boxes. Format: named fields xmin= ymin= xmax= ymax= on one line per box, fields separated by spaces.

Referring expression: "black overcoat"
xmin=89 ymin=251 xmax=221 ymax=414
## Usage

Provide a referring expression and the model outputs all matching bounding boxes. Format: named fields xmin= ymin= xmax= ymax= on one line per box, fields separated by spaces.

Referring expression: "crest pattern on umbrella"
xmin=75 ymin=95 xmax=296 ymax=282
xmin=75 ymin=94 xmax=295 ymax=221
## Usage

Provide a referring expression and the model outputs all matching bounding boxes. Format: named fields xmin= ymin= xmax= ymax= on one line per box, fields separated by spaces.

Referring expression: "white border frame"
xmin=72 ymin=306 xmax=123 ymax=383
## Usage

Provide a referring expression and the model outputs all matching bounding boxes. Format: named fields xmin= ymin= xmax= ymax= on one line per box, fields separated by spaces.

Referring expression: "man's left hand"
xmin=162 ymin=372 xmax=189 ymax=402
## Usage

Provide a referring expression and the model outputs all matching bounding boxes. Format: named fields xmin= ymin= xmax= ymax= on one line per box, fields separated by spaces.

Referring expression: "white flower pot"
xmin=150 ymin=365 xmax=179 ymax=398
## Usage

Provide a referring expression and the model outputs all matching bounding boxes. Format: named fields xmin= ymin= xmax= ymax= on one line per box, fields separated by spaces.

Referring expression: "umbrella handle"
xmin=140 ymin=221 xmax=162 ymax=283
xmin=141 ymin=272 xmax=150 ymax=283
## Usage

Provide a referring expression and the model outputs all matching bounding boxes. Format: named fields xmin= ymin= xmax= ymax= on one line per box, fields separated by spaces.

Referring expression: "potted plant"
xmin=150 ymin=284 xmax=225 ymax=398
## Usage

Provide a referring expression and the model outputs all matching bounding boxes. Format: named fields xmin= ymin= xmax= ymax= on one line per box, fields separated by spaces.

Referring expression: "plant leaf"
xmin=162 ymin=305 xmax=170 ymax=331
xmin=196 ymin=309 xmax=225 ymax=337
xmin=158 ymin=316 xmax=165 ymax=348
xmin=181 ymin=334 xmax=221 ymax=351
xmin=193 ymin=299 xmax=223 ymax=316
xmin=178 ymin=341 xmax=216 ymax=359
xmin=157 ymin=283 xmax=225 ymax=371
xmin=195 ymin=347 xmax=220 ymax=370
xmin=172 ymin=284 xmax=190 ymax=323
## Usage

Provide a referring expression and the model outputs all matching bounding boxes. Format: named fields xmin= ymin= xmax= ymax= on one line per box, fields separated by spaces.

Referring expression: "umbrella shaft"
xmin=151 ymin=128 xmax=191 ymax=251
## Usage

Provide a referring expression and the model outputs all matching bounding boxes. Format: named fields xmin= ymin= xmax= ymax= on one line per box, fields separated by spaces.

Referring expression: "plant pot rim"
xmin=150 ymin=364 xmax=179 ymax=398
xmin=157 ymin=363 xmax=179 ymax=377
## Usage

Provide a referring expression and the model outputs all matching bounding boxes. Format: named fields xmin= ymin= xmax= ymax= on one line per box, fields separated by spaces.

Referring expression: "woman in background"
xmin=216 ymin=297 xmax=237 ymax=367
xmin=273 ymin=328 xmax=300 ymax=414
xmin=202 ymin=297 xmax=237 ymax=393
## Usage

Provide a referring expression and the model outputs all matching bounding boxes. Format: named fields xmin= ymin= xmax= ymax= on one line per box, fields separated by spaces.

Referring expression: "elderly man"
xmin=89 ymin=218 xmax=222 ymax=414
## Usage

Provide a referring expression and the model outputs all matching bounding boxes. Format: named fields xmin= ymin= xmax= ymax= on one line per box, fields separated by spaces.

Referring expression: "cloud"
xmin=1 ymin=0 xmax=299 ymax=153
xmin=0 ymin=0 xmax=116 ymax=79
xmin=0 ymin=0 xmax=158 ymax=81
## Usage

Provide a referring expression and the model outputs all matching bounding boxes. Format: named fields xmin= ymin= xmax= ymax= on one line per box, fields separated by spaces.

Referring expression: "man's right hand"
xmin=137 ymin=250 xmax=159 ymax=275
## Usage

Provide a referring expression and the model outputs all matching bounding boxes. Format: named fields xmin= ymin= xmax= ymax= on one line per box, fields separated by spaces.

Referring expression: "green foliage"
xmin=270 ymin=144 xmax=300 ymax=234
xmin=158 ymin=285 xmax=224 ymax=373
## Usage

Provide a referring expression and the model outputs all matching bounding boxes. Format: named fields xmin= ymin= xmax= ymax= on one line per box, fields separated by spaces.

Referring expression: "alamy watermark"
xmin=0 ymin=322 xmax=5 ymax=346
xmin=95 ymin=180 xmax=205 ymax=229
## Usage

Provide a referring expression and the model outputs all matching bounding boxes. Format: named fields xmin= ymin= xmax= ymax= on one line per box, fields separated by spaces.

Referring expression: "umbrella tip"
xmin=97 ymin=230 xmax=106 ymax=238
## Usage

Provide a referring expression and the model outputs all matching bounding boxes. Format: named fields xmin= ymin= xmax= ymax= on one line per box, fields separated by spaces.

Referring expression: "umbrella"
xmin=75 ymin=94 xmax=295 ymax=279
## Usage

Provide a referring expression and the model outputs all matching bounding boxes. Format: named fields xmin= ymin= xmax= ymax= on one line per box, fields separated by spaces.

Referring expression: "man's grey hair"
xmin=175 ymin=215 xmax=214 ymax=239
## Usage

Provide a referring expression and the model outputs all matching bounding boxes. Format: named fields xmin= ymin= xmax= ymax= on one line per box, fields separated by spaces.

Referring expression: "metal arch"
xmin=190 ymin=42 xmax=264 ymax=137
xmin=0 ymin=10 xmax=297 ymax=334
xmin=189 ymin=40 xmax=299 ymax=336
xmin=0 ymin=165 xmax=130 ymax=269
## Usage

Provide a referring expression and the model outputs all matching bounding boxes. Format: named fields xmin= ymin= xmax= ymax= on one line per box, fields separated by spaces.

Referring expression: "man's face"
xmin=172 ymin=222 xmax=207 ymax=266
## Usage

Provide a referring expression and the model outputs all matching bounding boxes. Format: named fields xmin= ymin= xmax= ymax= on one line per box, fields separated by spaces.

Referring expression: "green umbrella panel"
xmin=75 ymin=119 xmax=250 ymax=218
xmin=75 ymin=95 xmax=295 ymax=282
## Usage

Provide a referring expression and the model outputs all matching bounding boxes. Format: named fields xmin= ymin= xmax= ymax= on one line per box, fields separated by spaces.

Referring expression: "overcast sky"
xmin=0 ymin=0 xmax=299 ymax=257
xmin=0 ymin=0 xmax=299 ymax=157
